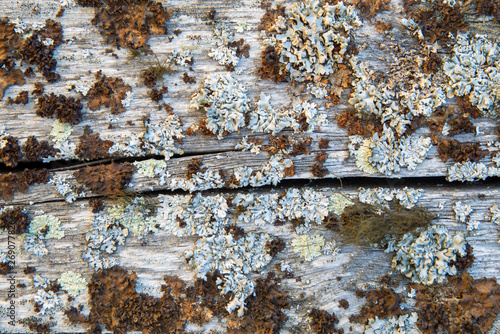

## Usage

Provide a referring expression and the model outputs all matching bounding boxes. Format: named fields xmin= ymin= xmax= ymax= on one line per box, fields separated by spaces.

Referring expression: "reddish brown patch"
xmin=0 ymin=207 xmax=30 ymax=234
xmin=263 ymin=134 xmax=292 ymax=155
xmin=36 ymin=93 xmax=83 ymax=125
xmin=91 ymin=0 xmax=170 ymax=49
xmin=318 ymin=139 xmax=330 ymax=149
xmin=227 ymin=38 xmax=250 ymax=58
xmin=375 ymin=20 xmax=393 ymax=33
xmin=258 ymin=45 xmax=286 ymax=82
xmin=336 ymin=110 xmax=383 ymax=137
xmin=31 ymin=82 xmax=44 ymax=96
xmin=224 ymin=225 xmax=246 ymax=241
xmin=7 ymin=90 xmax=29 ymax=105
xmin=350 ymin=287 xmax=406 ymax=324
xmin=0 ymin=69 xmax=25 ymax=100
xmin=22 ymin=136 xmax=58 ymax=162
xmin=182 ymin=72 xmax=196 ymax=84
xmin=290 ymin=137 xmax=312 ymax=157
xmin=0 ymin=169 xmax=50 ymax=200
xmin=422 ymin=52 xmax=442 ymax=74
xmin=75 ymin=127 xmax=114 ymax=161
xmin=265 ymin=237 xmax=286 ymax=257
xmin=74 ymin=162 xmax=135 ymax=195
xmin=89 ymin=198 xmax=105 ymax=214
xmin=432 ymin=135 xmax=488 ymax=163
xmin=308 ymin=308 xmax=343 ymax=334
xmin=148 ymin=86 xmax=167 ymax=102
xmin=0 ymin=135 xmax=22 ymax=167
xmin=339 ymin=299 xmax=349 ymax=310
xmin=186 ymin=158 xmax=206 ymax=179
xmin=86 ymin=71 xmax=132 ymax=114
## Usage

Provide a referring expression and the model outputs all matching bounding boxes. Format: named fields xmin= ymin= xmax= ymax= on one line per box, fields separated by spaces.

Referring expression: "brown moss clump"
xmin=0 ymin=207 xmax=30 ymax=234
xmin=75 ymin=127 xmax=114 ymax=161
xmin=350 ymin=287 xmax=406 ymax=324
xmin=86 ymin=71 xmax=132 ymax=114
xmin=186 ymin=158 xmax=206 ymax=179
xmin=336 ymin=110 xmax=383 ymax=137
xmin=36 ymin=93 xmax=83 ymax=125
xmin=403 ymin=0 xmax=468 ymax=44
xmin=0 ymin=68 xmax=25 ymax=100
xmin=76 ymin=0 xmax=100 ymax=7
xmin=19 ymin=19 xmax=64 ymax=82
xmin=0 ymin=19 xmax=25 ymax=99
xmin=22 ymin=136 xmax=58 ymax=162
xmin=432 ymin=136 xmax=488 ymax=163
xmin=414 ymin=272 xmax=500 ymax=334
xmin=148 ymin=86 xmax=167 ymax=102
xmin=0 ymin=169 xmax=50 ymax=200
xmin=228 ymin=38 xmax=251 ymax=59
xmin=339 ymin=202 xmax=434 ymax=246
xmin=31 ymin=82 xmax=44 ymax=96
xmin=74 ymin=162 xmax=135 ymax=196
xmin=312 ymin=152 xmax=328 ymax=178
xmin=290 ymin=137 xmax=312 ymax=157
xmin=19 ymin=317 xmax=52 ymax=334
xmin=7 ymin=90 xmax=29 ymax=105
xmin=141 ymin=63 xmax=173 ymax=88
xmin=318 ymin=139 xmax=330 ymax=149
xmin=227 ymin=273 xmax=291 ymax=334
xmin=0 ymin=262 xmax=12 ymax=275
xmin=258 ymin=46 xmax=286 ymax=82
xmin=182 ymin=72 xmax=196 ymax=84
xmin=89 ymin=198 xmax=105 ymax=213
xmin=375 ymin=20 xmax=393 ymax=33
xmin=263 ymin=134 xmax=292 ymax=155
xmin=265 ymin=237 xmax=286 ymax=257
xmin=339 ymin=299 xmax=349 ymax=309
xmin=86 ymin=266 xmax=229 ymax=333
xmin=476 ymin=0 xmax=500 ymax=21
xmin=0 ymin=135 xmax=22 ymax=167
xmin=308 ymin=308 xmax=343 ymax=334
xmin=91 ymin=0 xmax=170 ymax=49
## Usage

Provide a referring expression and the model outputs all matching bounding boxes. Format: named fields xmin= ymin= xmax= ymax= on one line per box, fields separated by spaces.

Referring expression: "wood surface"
xmin=1 ymin=0 xmax=500 ymax=333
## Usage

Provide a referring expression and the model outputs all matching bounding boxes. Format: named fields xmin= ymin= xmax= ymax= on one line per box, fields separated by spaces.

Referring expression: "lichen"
xmin=29 ymin=214 xmax=65 ymax=239
xmin=292 ymin=234 xmax=325 ymax=261
xmin=328 ymin=193 xmax=354 ymax=215
xmin=364 ymin=313 xmax=421 ymax=334
xmin=58 ymin=271 xmax=87 ymax=297
xmin=392 ymin=225 xmax=467 ymax=285
xmin=191 ymin=73 xmax=250 ymax=139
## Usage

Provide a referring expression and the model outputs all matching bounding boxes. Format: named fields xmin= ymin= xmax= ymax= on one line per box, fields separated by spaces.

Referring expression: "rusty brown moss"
xmin=0 ymin=135 xmax=22 ymax=167
xmin=7 ymin=90 xmax=29 ymax=105
xmin=91 ymin=0 xmax=170 ymax=49
xmin=186 ymin=158 xmax=205 ymax=179
xmin=22 ymin=136 xmax=58 ymax=162
xmin=432 ymin=135 xmax=488 ymax=163
xmin=0 ymin=169 xmax=50 ymax=200
xmin=336 ymin=109 xmax=383 ymax=137
xmin=309 ymin=308 xmax=343 ymax=334
xmin=75 ymin=126 xmax=114 ymax=161
xmin=0 ymin=207 xmax=30 ymax=234
xmin=36 ymin=93 xmax=83 ymax=125
xmin=74 ymin=162 xmax=135 ymax=196
xmin=86 ymin=71 xmax=132 ymax=114
xmin=350 ymin=286 xmax=406 ymax=324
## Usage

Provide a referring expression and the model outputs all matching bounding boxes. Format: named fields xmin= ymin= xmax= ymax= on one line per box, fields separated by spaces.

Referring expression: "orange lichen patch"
xmin=19 ymin=19 xmax=64 ymax=82
xmin=91 ymin=0 xmax=170 ymax=49
xmin=182 ymin=72 xmax=196 ymax=84
xmin=258 ymin=46 xmax=286 ymax=82
xmin=0 ymin=207 xmax=30 ymax=234
xmin=350 ymin=287 xmax=406 ymax=324
xmin=265 ymin=237 xmax=286 ymax=257
xmin=432 ymin=136 xmax=488 ymax=163
xmin=22 ymin=136 xmax=58 ymax=162
xmin=403 ymin=0 xmax=468 ymax=44
xmin=186 ymin=158 xmax=206 ymax=179
xmin=86 ymin=71 xmax=132 ymax=114
xmin=227 ymin=273 xmax=291 ymax=334
xmin=36 ymin=93 xmax=83 ymax=125
xmin=375 ymin=20 xmax=393 ymax=33
xmin=339 ymin=202 xmax=434 ymax=246
xmin=0 ymin=69 xmax=25 ymax=100
xmin=336 ymin=110 xmax=383 ymax=137
xmin=263 ymin=134 xmax=292 ymax=155
xmin=290 ymin=137 xmax=312 ymax=157
xmin=7 ymin=90 xmax=29 ymax=105
xmin=308 ymin=308 xmax=342 ymax=334
xmin=75 ymin=127 xmax=114 ymax=161
xmin=0 ymin=135 xmax=22 ymax=167
xmin=74 ymin=162 xmax=134 ymax=195
xmin=0 ymin=169 xmax=49 ymax=200
xmin=414 ymin=272 xmax=500 ymax=334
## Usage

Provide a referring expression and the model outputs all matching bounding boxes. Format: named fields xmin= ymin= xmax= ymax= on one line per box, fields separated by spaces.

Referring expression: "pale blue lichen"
xmin=191 ymin=73 xmax=250 ymax=139
xmin=364 ymin=313 xmax=421 ymax=334
xmin=58 ymin=271 xmax=87 ymax=297
xmin=49 ymin=120 xmax=73 ymax=143
xmin=391 ymin=226 xmax=467 ymax=285
xmin=34 ymin=290 xmax=60 ymax=315
xmin=328 ymin=193 xmax=354 ymax=215
xmin=358 ymin=187 xmax=424 ymax=209
xmin=29 ymin=214 xmax=65 ymax=239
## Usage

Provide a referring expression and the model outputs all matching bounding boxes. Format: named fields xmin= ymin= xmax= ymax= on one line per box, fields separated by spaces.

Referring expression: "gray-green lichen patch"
xmin=328 ymin=193 xmax=354 ymax=215
xmin=28 ymin=214 xmax=64 ymax=239
xmin=291 ymin=234 xmax=325 ymax=261
xmin=57 ymin=271 xmax=87 ymax=298
xmin=443 ymin=33 xmax=500 ymax=118
xmin=262 ymin=0 xmax=361 ymax=83
xmin=191 ymin=73 xmax=250 ymax=139
xmin=358 ymin=187 xmax=424 ymax=209
xmin=364 ymin=312 xmax=421 ymax=334
xmin=391 ymin=225 xmax=467 ymax=285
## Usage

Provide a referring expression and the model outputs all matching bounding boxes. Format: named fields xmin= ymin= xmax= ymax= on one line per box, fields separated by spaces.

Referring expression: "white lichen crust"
xmin=365 ymin=313 xmax=421 ymax=334
xmin=191 ymin=73 xmax=250 ymax=139
xmin=291 ymin=234 xmax=325 ymax=261
xmin=392 ymin=226 xmax=467 ymax=285
xmin=29 ymin=214 xmax=65 ymax=239
xmin=358 ymin=187 xmax=424 ymax=209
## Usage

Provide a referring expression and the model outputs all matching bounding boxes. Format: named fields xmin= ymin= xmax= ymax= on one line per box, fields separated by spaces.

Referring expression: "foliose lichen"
xmin=57 ymin=271 xmax=87 ymax=297
xmin=291 ymin=234 xmax=325 ymax=261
